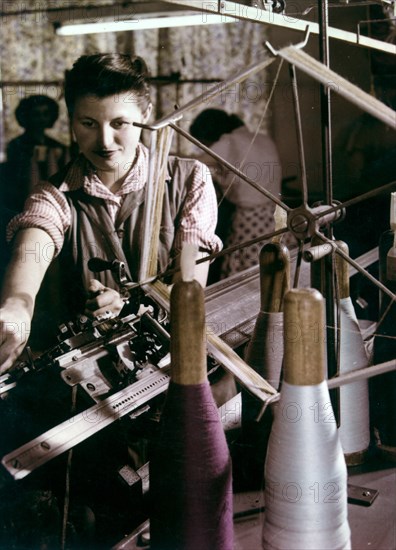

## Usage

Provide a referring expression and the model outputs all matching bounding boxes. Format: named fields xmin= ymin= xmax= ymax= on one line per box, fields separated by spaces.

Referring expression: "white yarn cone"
xmin=263 ymin=381 xmax=351 ymax=550
xmin=245 ymin=311 xmax=284 ymax=390
xmin=334 ymin=241 xmax=370 ymax=463
xmin=338 ymin=297 xmax=370 ymax=461
xmin=262 ymin=288 xmax=351 ymax=550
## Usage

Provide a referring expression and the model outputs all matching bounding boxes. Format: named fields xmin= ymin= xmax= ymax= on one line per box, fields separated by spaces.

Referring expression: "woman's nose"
xmin=97 ymin=125 xmax=114 ymax=148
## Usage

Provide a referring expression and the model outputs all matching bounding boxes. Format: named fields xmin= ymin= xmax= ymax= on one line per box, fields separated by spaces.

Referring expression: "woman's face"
xmin=71 ymin=91 xmax=151 ymax=187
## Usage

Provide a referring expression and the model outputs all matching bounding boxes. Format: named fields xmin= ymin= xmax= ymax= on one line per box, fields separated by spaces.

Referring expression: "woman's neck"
xmin=98 ymin=170 xmax=127 ymax=193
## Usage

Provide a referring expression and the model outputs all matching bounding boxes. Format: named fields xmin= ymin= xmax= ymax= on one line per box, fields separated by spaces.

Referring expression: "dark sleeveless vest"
xmin=50 ymin=155 xmax=199 ymax=317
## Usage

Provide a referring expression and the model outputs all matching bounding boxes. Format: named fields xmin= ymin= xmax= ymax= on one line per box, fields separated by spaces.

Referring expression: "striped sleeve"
xmin=174 ymin=160 xmax=223 ymax=255
xmin=6 ymin=182 xmax=71 ymax=256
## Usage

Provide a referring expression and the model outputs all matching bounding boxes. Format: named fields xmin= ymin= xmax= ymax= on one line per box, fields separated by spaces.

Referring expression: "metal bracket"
xmin=347 ymin=483 xmax=379 ymax=507
xmin=265 ymin=25 xmax=311 ymax=56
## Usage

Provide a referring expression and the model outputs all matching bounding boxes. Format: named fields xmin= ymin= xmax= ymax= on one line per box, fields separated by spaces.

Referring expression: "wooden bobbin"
xmin=170 ymin=279 xmax=207 ymax=385
xmin=259 ymin=242 xmax=290 ymax=313
xmin=334 ymin=240 xmax=349 ymax=299
xmin=309 ymin=234 xmax=331 ymax=294
xmin=283 ymin=288 xmax=326 ymax=386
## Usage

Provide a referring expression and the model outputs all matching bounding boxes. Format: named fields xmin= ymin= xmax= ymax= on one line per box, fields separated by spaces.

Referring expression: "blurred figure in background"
xmin=5 ymin=95 xmax=70 ymax=211
xmin=190 ymin=108 xmax=284 ymax=282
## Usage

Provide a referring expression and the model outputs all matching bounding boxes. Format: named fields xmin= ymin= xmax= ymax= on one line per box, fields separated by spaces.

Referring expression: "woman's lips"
xmin=95 ymin=150 xmax=118 ymax=159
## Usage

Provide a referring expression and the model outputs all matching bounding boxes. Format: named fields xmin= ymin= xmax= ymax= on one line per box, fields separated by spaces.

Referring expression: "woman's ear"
xmin=142 ymin=103 xmax=153 ymax=124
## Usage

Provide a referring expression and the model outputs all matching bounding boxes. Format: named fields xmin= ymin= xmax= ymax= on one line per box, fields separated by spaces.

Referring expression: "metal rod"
xmin=288 ymin=63 xmax=309 ymax=206
xmin=318 ymin=0 xmax=340 ymax=424
xmin=161 ymin=227 xmax=289 ymax=281
xmin=258 ymin=358 xmax=396 ymax=408
xmin=327 ymin=359 xmax=396 ymax=390
xmin=313 ymin=180 xmax=396 ymax=219
xmin=319 ymin=0 xmax=333 ymax=208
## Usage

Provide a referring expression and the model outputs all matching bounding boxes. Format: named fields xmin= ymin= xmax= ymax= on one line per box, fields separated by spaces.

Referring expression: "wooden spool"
xmin=283 ymin=287 xmax=326 ymax=386
xmin=170 ymin=279 xmax=207 ymax=385
xmin=259 ymin=242 xmax=290 ymax=313
xmin=334 ymin=240 xmax=350 ymax=300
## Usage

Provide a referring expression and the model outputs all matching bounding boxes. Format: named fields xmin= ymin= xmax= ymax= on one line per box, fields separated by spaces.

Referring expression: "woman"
xmin=190 ymin=108 xmax=284 ymax=280
xmin=6 ymin=95 xmax=70 ymax=212
xmin=0 ymin=54 xmax=221 ymax=374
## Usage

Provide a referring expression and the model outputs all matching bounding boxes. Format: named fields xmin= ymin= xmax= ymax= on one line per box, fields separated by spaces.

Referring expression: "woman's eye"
xmin=113 ymin=120 xmax=131 ymax=129
xmin=81 ymin=120 xmax=95 ymax=128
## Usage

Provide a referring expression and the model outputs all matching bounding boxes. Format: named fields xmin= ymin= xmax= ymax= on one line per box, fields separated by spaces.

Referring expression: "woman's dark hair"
xmin=190 ymin=109 xmax=244 ymax=145
xmin=64 ymin=54 xmax=152 ymax=116
xmin=15 ymin=95 xmax=59 ymax=129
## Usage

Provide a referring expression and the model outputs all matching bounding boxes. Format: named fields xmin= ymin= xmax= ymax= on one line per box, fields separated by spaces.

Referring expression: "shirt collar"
xmin=59 ymin=143 xmax=149 ymax=196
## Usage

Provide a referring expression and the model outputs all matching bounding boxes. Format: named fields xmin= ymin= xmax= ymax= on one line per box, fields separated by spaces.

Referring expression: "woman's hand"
xmin=0 ymin=298 xmax=32 ymax=375
xmin=84 ymin=279 xmax=125 ymax=319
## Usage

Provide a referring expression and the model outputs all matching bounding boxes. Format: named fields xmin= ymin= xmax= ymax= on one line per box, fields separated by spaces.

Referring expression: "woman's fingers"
xmin=85 ymin=279 xmax=124 ymax=318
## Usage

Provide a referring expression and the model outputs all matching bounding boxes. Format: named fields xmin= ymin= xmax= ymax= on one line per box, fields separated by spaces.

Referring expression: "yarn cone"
xmin=149 ymin=244 xmax=234 ymax=550
xmin=244 ymin=242 xmax=290 ymax=391
xmin=334 ymin=241 xmax=370 ymax=464
xmin=262 ymin=288 xmax=351 ymax=550
xmin=237 ymin=243 xmax=289 ymax=490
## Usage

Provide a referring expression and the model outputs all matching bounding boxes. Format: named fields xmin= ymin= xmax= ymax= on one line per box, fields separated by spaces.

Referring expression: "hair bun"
xmin=131 ymin=56 xmax=150 ymax=79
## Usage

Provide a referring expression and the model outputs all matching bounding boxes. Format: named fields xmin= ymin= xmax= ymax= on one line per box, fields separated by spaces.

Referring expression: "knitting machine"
xmin=0 ymin=259 xmax=261 ymax=485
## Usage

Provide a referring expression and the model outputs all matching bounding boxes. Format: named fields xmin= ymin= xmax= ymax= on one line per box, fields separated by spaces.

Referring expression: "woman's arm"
xmin=0 ymin=227 xmax=55 ymax=373
xmin=173 ymin=159 xmax=222 ymax=286
xmin=172 ymin=250 xmax=210 ymax=288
